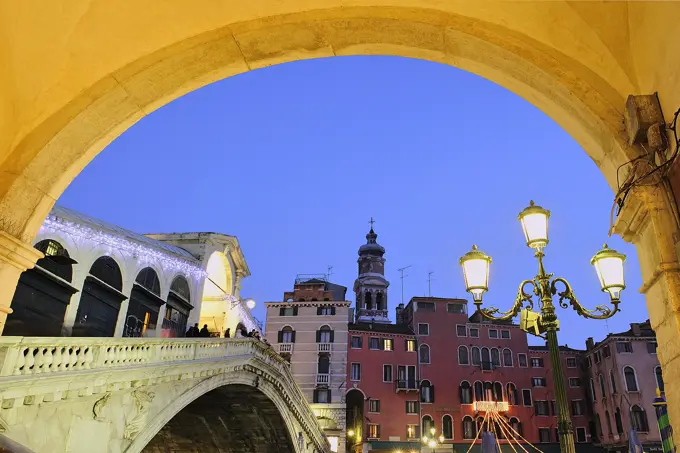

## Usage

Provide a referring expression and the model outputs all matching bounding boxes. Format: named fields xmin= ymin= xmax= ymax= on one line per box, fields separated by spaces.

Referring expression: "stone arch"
xmin=128 ymin=371 xmax=304 ymax=453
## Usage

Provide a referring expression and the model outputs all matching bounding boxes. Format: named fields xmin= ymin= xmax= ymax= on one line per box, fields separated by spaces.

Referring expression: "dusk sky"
xmin=58 ymin=56 xmax=647 ymax=347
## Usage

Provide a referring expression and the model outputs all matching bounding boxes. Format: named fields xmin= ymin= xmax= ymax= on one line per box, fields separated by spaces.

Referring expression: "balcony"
xmin=317 ymin=343 xmax=332 ymax=353
xmin=395 ymin=379 xmax=419 ymax=392
xmin=279 ymin=343 xmax=293 ymax=354
xmin=316 ymin=373 xmax=330 ymax=385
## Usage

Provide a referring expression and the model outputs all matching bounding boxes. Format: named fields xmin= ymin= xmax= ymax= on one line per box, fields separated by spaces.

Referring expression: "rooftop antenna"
xmin=397 ymin=265 xmax=412 ymax=304
xmin=427 ymin=271 xmax=434 ymax=297
xmin=326 ymin=265 xmax=334 ymax=281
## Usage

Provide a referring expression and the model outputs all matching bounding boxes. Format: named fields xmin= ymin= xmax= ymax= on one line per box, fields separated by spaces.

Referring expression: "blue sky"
xmin=58 ymin=56 xmax=647 ymax=347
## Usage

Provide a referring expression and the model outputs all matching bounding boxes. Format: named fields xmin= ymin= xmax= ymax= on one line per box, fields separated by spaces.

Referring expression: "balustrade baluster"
xmin=24 ymin=348 xmax=35 ymax=375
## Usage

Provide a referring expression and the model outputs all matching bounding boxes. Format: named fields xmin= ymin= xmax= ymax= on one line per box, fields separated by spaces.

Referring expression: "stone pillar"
xmin=61 ymin=267 xmax=88 ymax=335
xmin=234 ymin=271 xmax=245 ymax=299
xmin=0 ymin=231 xmax=43 ymax=334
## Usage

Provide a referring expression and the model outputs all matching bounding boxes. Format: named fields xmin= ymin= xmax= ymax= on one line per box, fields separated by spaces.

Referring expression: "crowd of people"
xmin=185 ymin=323 xmax=271 ymax=347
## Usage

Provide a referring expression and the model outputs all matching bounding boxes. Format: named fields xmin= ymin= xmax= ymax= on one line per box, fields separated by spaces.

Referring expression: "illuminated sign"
xmin=473 ymin=401 xmax=509 ymax=412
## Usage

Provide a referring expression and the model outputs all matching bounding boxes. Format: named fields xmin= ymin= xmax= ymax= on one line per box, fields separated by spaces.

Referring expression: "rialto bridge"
xmin=0 ymin=337 xmax=330 ymax=453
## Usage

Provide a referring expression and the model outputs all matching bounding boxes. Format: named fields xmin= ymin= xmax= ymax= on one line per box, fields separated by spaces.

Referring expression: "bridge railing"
xmin=0 ymin=337 xmax=276 ymax=377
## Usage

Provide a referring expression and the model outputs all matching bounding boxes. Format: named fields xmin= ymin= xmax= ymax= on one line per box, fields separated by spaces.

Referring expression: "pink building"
xmin=583 ymin=320 xmax=664 ymax=453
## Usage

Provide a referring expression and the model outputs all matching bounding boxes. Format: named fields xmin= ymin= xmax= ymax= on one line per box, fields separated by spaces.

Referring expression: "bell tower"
xmin=353 ymin=218 xmax=390 ymax=323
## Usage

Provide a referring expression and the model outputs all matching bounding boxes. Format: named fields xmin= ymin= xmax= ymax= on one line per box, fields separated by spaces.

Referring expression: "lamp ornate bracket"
xmin=551 ymin=277 xmax=619 ymax=320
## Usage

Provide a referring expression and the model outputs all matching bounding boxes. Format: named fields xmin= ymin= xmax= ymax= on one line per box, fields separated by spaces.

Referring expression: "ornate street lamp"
xmin=421 ymin=427 xmax=445 ymax=451
xmin=459 ymin=201 xmax=626 ymax=453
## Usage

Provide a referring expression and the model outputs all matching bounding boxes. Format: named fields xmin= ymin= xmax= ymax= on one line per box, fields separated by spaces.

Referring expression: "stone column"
xmin=0 ymin=231 xmax=43 ymax=334
xmin=61 ymin=267 xmax=88 ymax=335
xmin=234 ymin=271 xmax=245 ymax=299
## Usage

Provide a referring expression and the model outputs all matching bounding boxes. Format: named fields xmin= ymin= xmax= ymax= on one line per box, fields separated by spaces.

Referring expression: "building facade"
xmin=583 ymin=320 xmax=664 ymax=453
xmin=4 ymin=205 xmax=259 ymax=339
xmin=264 ymin=276 xmax=351 ymax=453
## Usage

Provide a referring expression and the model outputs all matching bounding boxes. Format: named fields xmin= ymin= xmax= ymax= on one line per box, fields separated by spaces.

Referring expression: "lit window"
xmin=368 ymin=399 xmax=380 ymax=413
xmin=406 ymin=339 xmax=416 ymax=352
xmin=367 ymin=424 xmax=380 ymax=439
xmin=383 ymin=339 xmax=393 ymax=351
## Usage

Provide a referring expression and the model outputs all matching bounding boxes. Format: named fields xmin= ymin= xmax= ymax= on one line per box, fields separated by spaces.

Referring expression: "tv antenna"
xmin=427 ymin=271 xmax=434 ymax=297
xmin=397 ymin=265 xmax=412 ymax=304
xmin=326 ymin=265 xmax=334 ymax=281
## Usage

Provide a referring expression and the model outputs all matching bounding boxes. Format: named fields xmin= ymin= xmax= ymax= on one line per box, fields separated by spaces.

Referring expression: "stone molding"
xmin=0 ymin=232 xmax=43 ymax=272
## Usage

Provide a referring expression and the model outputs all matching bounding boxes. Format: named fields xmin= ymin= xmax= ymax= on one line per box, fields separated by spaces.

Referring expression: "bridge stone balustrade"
xmin=0 ymin=337 xmax=330 ymax=453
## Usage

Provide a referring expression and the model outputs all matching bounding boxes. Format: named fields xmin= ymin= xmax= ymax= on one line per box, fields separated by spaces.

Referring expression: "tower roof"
xmin=359 ymin=228 xmax=385 ymax=256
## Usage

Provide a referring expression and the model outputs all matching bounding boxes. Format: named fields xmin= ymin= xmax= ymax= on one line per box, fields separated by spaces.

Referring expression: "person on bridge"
xmin=199 ymin=324 xmax=210 ymax=337
xmin=224 ymin=328 xmax=231 ymax=338
xmin=186 ymin=323 xmax=199 ymax=337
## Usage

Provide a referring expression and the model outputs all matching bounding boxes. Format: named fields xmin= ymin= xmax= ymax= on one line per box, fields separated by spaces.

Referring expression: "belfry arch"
xmin=1 ymin=0 xmax=680 ymax=435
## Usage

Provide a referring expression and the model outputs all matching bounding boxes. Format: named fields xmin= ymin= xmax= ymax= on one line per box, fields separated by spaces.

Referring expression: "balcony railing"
xmin=279 ymin=343 xmax=293 ymax=354
xmin=316 ymin=373 xmax=330 ymax=385
xmin=317 ymin=343 xmax=332 ymax=353
xmin=395 ymin=379 xmax=419 ymax=392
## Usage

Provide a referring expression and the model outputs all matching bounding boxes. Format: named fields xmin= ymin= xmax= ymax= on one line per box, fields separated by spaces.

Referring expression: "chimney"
xmin=586 ymin=337 xmax=595 ymax=351
xmin=631 ymin=323 xmax=642 ymax=337
xmin=396 ymin=303 xmax=405 ymax=325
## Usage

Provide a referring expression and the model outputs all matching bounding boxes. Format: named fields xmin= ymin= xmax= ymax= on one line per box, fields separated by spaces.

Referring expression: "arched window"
xmin=317 ymin=325 xmax=333 ymax=343
xmin=492 ymin=382 xmax=503 ymax=402
xmin=135 ymin=267 xmax=161 ymax=295
xmin=506 ymin=383 xmax=518 ymax=405
xmin=419 ymin=344 xmax=431 ymax=364
xmin=595 ymin=414 xmax=603 ymax=440
xmin=599 ymin=374 xmax=607 ymax=399
xmin=458 ymin=346 xmax=469 ymax=365
xmin=318 ymin=355 xmax=330 ymax=374
xmin=509 ymin=418 xmax=522 ymax=436
xmin=462 ymin=416 xmax=475 ymax=440
xmin=422 ymin=415 xmax=434 ymax=436
xmin=421 ymin=380 xmax=434 ymax=403
xmin=442 ymin=415 xmax=453 ymax=440
xmin=481 ymin=347 xmax=491 ymax=364
xmin=502 ymin=348 xmax=513 ymax=367
xmin=474 ymin=381 xmax=484 ymax=401
xmin=170 ymin=276 xmax=190 ymax=302
xmin=471 ymin=347 xmax=481 ymax=366
xmin=460 ymin=381 xmax=473 ymax=404
xmin=89 ymin=256 xmax=122 ymax=290
xmin=375 ymin=292 xmax=384 ymax=310
xmin=655 ymin=366 xmax=665 ymax=393
xmin=364 ymin=291 xmax=372 ymax=310
xmin=491 ymin=348 xmax=501 ymax=367
xmin=279 ymin=326 xmax=295 ymax=343
xmin=589 ymin=378 xmax=597 ymax=401
xmin=604 ymin=411 xmax=612 ymax=437
xmin=34 ymin=239 xmax=75 ymax=282
xmin=125 ymin=267 xmax=164 ymax=337
xmin=614 ymin=408 xmax=624 ymax=434
xmin=164 ymin=275 xmax=192 ymax=337
xmin=476 ymin=417 xmax=488 ymax=434
xmin=624 ymin=366 xmax=639 ymax=392
xmin=483 ymin=382 xmax=493 ymax=401
xmin=630 ymin=405 xmax=649 ymax=432
xmin=609 ymin=369 xmax=618 ymax=394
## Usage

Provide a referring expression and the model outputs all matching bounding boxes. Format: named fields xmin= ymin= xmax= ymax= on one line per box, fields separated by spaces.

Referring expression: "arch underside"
xmin=141 ymin=384 xmax=295 ymax=453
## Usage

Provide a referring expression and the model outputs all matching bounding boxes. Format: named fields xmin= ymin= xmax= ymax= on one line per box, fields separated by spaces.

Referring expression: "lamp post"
xmin=421 ymin=427 xmax=445 ymax=452
xmin=459 ymin=201 xmax=627 ymax=453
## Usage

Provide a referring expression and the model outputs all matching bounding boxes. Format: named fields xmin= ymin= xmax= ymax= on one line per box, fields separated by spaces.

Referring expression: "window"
xmin=474 ymin=382 xmax=484 ymax=401
xmin=407 ymin=424 xmax=420 ymax=440
xmin=448 ymin=303 xmax=466 ymax=314
xmin=488 ymin=329 xmax=498 ymax=339
xmin=463 ymin=417 xmax=475 ymax=439
xmin=566 ymin=357 xmax=577 ymax=368
xmin=493 ymin=382 xmax=503 ymax=402
xmin=532 ymin=377 xmax=547 ymax=387
xmin=615 ymin=408 xmax=624 ymax=434
xmin=317 ymin=325 xmax=333 ymax=343
xmin=571 ymin=400 xmax=583 ymax=416
xmin=609 ymin=369 xmax=617 ymax=394
xmin=422 ymin=415 xmax=434 ymax=435
xmin=406 ymin=339 xmax=416 ymax=352
xmin=443 ymin=415 xmax=453 ymax=439
xmin=369 ymin=337 xmax=380 ymax=350
xmin=421 ymin=380 xmax=434 ymax=403
xmin=367 ymin=424 xmax=380 ymax=439
xmin=603 ymin=345 xmax=611 ymax=358
xmin=589 ymin=378 xmax=597 ymax=402
xmin=419 ymin=344 xmax=431 ymax=364
xmin=568 ymin=377 xmax=581 ymax=387
xmin=599 ymin=374 xmax=607 ymax=399
xmin=368 ymin=399 xmax=380 ymax=413
xmin=418 ymin=302 xmax=435 ymax=312
xmin=617 ymin=341 xmax=633 ymax=353
xmin=502 ymin=349 xmax=513 ymax=367
xmin=575 ymin=427 xmax=587 ymax=443
xmin=458 ymin=346 xmax=469 ymax=365
xmin=279 ymin=326 xmax=295 ymax=343
xmin=531 ymin=357 xmax=544 ymax=368
xmin=491 ymin=348 xmax=501 ymax=367
xmin=280 ymin=306 xmax=298 ymax=316
xmin=350 ymin=363 xmax=361 ymax=381
xmin=631 ymin=405 xmax=649 ymax=432
xmin=350 ymin=336 xmax=362 ymax=348
xmin=383 ymin=338 xmax=393 ymax=351
xmin=317 ymin=355 xmax=330 ymax=374
xmin=456 ymin=325 xmax=467 ymax=337
xmin=460 ymin=382 xmax=473 ymax=404
xmin=471 ymin=347 xmax=481 ymax=366
xmin=418 ymin=323 xmax=429 ymax=335
xmin=522 ymin=389 xmax=532 ymax=406
xmin=509 ymin=418 xmax=522 ymax=436
xmin=506 ymin=383 xmax=518 ymax=405
xmin=595 ymin=351 xmax=601 ymax=363
xmin=624 ymin=366 xmax=639 ymax=392
xmin=605 ymin=411 xmax=613 ymax=437
xmin=313 ymin=389 xmax=331 ymax=403
xmin=551 ymin=400 xmax=557 ymax=416
xmin=317 ymin=306 xmax=334 ymax=315
xmin=518 ymin=354 xmax=528 ymax=367
xmin=501 ymin=330 xmax=511 ymax=339
xmin=655 ymin=366 xmax=665 ymax=392
xmin=648 ymin=341 xmax=658 ymax=354
xmin=383 ymin=365 xmax=393 ymax=383
xmin=405 ymin=401 xmax=419 ymax=414
xmin=538 ymin=428 xmax=551 ymax=443
xmin=469 ymin=328 xmax=479 ymax=338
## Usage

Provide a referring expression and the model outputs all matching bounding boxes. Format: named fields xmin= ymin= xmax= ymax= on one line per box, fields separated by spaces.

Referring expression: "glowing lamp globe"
xmin=459 ymin=245 xmax=492 ymax=302
xmin=245 ymin=298 xmax=256 ymax=310
xmin=439 ymin=435 xmax=445 ymax=443
xmin=591 ymin=244 xmax=626 ymax=301
xmin=518 ymin=201 xmax=551 ymax=251
xmin=428 ymin=440 xmax=437 ymax=448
